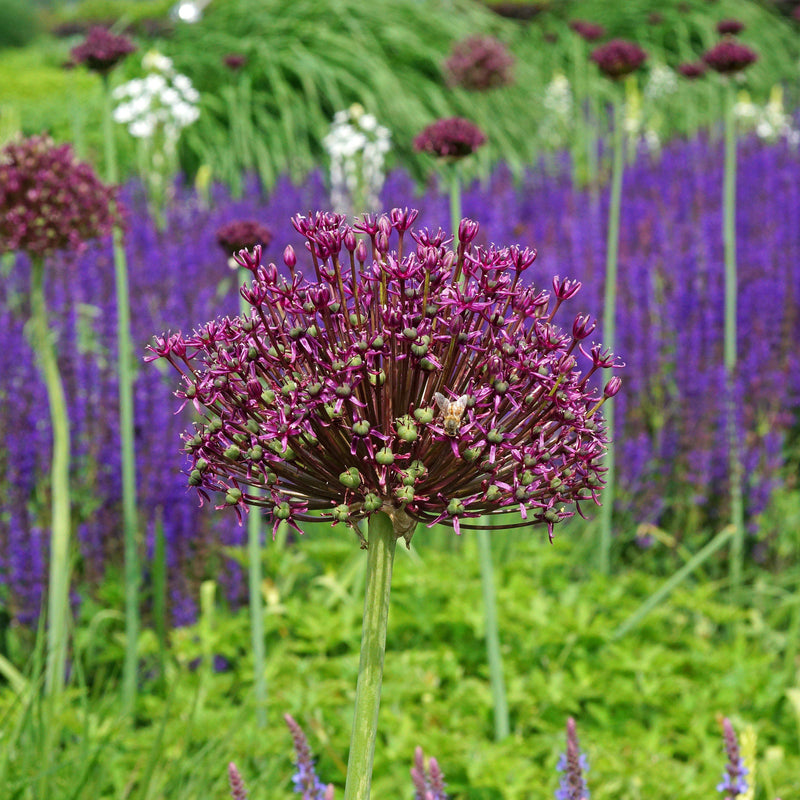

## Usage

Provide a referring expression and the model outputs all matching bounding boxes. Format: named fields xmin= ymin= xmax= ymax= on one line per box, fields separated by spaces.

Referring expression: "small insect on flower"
xmin=434 ymin=392 xmax=470 ymax=437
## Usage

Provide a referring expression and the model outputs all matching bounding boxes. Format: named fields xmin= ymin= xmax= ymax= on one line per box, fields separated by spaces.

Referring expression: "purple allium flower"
xmin=284 ymin=714 xmax=331 ymax=800
xmin=702 ymin=40 xmax=758 ymax=74
xmin=411 ymin=746 xmax=447 ymax=800
xmin=569 ymin=20 xmax=606 ymax=42
xmin=716 ymin=19 xmax=745 ymax=35
xmin=149 ymin=209 xmax=618 ymax=542
xmin=677 ymin=61 xmax=708 ymax=79
xmin=444 ymin=35 xmax=515 ymax=91
xmin=487 ymin=2 xmax=544 ymax=22
xmin=228 ymin=762 xmax=248 ymax=800
xmin=413 ymin=118 xmax=487 ymax=160
xmin=0 ymin=136 xmax=120 ymax=256
xmin=223 ymin=53 xmax=248 ymax=71
xmin=590 ymin=39 xmax=648 ymax=80
xmin=717 ymin=717 xmax=749 ymax=799
xmin=555 ymin=717 xmax=590 ymax=800
xmin=216 ymin=220 xmax=274 ymax=256
xmin=70 ymin=26 xmax=137 ymax=75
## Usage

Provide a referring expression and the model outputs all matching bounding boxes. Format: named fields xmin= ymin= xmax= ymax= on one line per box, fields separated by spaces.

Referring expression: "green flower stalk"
xmin=0 ymin=135 xmax=119 ymax=694
xmin=590 ymin=39 xmax=647 ymax=574
xmin=150 ymin=209 xmax=620 ymax=798
xmin=72 ymin=25 xmax=140 ymax=711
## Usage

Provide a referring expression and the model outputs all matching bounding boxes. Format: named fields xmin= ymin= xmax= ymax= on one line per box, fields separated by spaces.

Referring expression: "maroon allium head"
xmin=569 ymin=20 xmax=606 ymax=42
xmin=413 ymin=118 xmax=487 ymax=160
xmin=411 ymin=746 xmax=447 ymax=800
xmin=487 ymin=2 xmax=543 ymax=21
xmin=216 ymin=220 xmax=273 ymax=257
xmin=716 ymin=18 xmax=745 ymax=35
xmin=794 ymin=5 xmax=800 ymax=22
xmin=677 ymin=60 xmax=708 ymax=79
xmin=227 ymin=763 xmax=248 ymax=800
xmin=70 ymin=26 xmax=137 ymax=75
xmin=0 ymin=135 xmax=119 ymax=257
xmin=223 ymin=53 xmax=248 ymax=71
xmin=443 ymin=35 xmax=515 ymax=91
xmin=149 ymin=209 xmax=620 ymax=542
xmin=590 ymin=39 xmax=648 ymax=80
xmin=702 ymin=40 xmax=758 ymax=74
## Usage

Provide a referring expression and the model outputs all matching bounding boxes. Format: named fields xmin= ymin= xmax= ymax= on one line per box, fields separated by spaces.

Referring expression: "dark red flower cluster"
xmin=487 ymin=2 xmax=543 ymax=22
xmin=569 ymin=20 xmax=606 ymax=42
xmin=216 ymin=220 xmax=273 ymax=256
xmin=70 ymin=26 xmax=136 ymax=75
xmin=444 ymin=35 xmax=515 ymax=91
xmin=223 ymin=53 xmax=247 ymax=71
xmin=149 ymin=209 xmax=620 ymax=542
xmin=590 ymin=39 xmax=648 ymax=80
xmin=413 ymin=118 xmax=487 ymax=160
xmin=716 ymin=18 xmax=745 ymax=35
xmin=677 ymin=61 xmax=707 ymax=79
xmin=0 ymin=136 xmax=119 ymax=256
xmin=703 ymin=40 xmax=758 ymax=74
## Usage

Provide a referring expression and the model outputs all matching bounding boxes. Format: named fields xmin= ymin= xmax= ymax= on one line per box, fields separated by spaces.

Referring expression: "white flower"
xmin=644 ymin=63 xmax=677 ymax=101
xmin=142 ymin=51 xmax=174 ymax=74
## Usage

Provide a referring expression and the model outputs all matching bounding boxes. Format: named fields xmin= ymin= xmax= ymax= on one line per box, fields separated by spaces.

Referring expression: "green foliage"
xmin=2 ymin=524 xmax=800 ymax=797
xmin=0 ymin=0 xmax=40 ymax=50
xmin=45 ymin=0 xmax=173 ymax=26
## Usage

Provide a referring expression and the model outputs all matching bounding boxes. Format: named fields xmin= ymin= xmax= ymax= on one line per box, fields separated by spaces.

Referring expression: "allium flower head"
xmin=677 ymin=61 xmax=707 ymax=79
xmin=223 ymin=53 xmax=248 ymax=71
xmin=0 ymin=135 xmax=119 ymax=256
xmin=149 ymin=209 xmax=619 ymax=542
xmin=717 ymin=717 xmax=749 ymax=799
xmin=413 ymin=118 xmax=487 ymax=160
xmin=703 ymin=40 xmax=758 ymax=74
xmin=556 ymin=718 xmax=590 ymax=800
xmin=488 ymin=2 xmax=544 ymax=22
xmin=717 ymin=19 xmax=745 ymax=35
xmin=70 ymin=26 xmax=137 ymax=75
xmin=444 ymin=35 xmax=515 ymax=91
xmin=411 ymin=746 xmax=447 ymax=800
xmin=569 ymin=20 xmax=606 ymax=42
xmin=590 ymin=40 xmax=648 ymax=80
xmin=216 ymin=220 xmax=273 ymax=257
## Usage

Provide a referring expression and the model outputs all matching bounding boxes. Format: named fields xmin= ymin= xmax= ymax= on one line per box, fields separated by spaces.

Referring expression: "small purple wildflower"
xmin=70 ymin=26 xmax=137 ymax=75
xmin=677 ymin=61 xmax=708 ymax=79
xmin=716 ymin=19 xmax=745 ymax=36
xmin=590 ymin=39 xmax=648 ymax=80
xmin=149 ymin=209 xmax=618 ymax=542
xmin=284 ymin=714 xmax=332 ymax=800
xmin=413 ymin=118 xmax=487 ymax=159
xmin=216 ymin=220 xmax=274 ymax=257
xmin=569 ymin=20 xmax=606 ymax=42
xmin=411 ymin=746 xmax=447 ymax=800
xmin=228 ymin=762 xmax=248 ymax=800
xmin=555 ymin=717 xmax=590 ymax=800
xmin=703 ymin=40 xmax=758 ymax=74
xmin=0 ymin=135 xmax=120 ymax=256
xmin=717 ymin=717 xmax=749 ymax=799
xmin=223 ymin=53 xmax=248 ymax=71
xmin=444 ymin=35 xmax=515 ymax=91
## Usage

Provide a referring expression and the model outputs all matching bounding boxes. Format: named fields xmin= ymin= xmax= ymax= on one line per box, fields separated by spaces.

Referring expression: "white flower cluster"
xmin=643 ymin=63 xmax=678 ymax=102
xmin=734 ymin=86 xmax=799 ymax=146
xmin=113 ymin=51 xmax=200 ymax=141
xmin=540 ymin=72 xmax=573 ymax=148
xmin=323 ymin=104 xmax=391 ymax=215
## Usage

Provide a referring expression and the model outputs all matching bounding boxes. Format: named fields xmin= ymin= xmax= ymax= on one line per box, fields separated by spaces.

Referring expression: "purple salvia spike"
xmin=228 ymin=762 xmax=248 ymax=800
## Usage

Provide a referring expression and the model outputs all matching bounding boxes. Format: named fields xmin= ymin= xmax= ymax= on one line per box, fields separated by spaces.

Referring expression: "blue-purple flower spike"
xmin=228 ymin=762 xmax=248 ymax=800
xmin=717 ymin=717 xmax=748 ymax=799
xmin=285 ymin=714 xmax=332 ymax=800
xmin=556 ymin=717 xmax=590 ymax=800
xmin=410 ymin=746 xmax=448 ymax=800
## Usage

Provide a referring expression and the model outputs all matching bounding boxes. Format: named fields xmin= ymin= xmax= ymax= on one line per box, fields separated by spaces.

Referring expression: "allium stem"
xmin=477 ymin=527 xmax=509 ymax=741
xmin=598 ymin=94 xmax=624 ymax=575
xmin=31 ymin=256 xmax=72 ymax=696
xmin=448 ymin=169 xmax=462 ymax=246
xmin=722 ymin=79 xmax=745 ymax=593
xmin=103 ymin=76 xmax=140 ymax=713
xmin=240 ymin=265 xmax=268 ymax=728
xmin=344 ymin=511 xmax=397 ymax=800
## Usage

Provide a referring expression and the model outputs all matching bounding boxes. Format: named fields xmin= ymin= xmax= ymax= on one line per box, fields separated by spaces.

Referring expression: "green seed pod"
xmin=332 ymin=503 xmax=350 ymax=522
xmin=487 ymin=429 xmax=504 ymax=444
xmin=273 ymin=502 xmax=291 ymax=519
xmin=463 ymin=447 xmax=481 ymax=462
xmin=376 ymin=447 xmax=395 ymax=465
xmin=224 ymin=445 xmax=241 ymax=460
xmin=413 ymin=406 xmax=434 ymax=424
xmin=307 ymin=382 xmax=323 ymax=396
xmin=225 ymin=488 xmax=243 ymax=505
xmin=349 ymin=355 xmax=363 ymax=368
xmin=335 ymin=384 xmax=352 ymax=398
xmin=394 ymin=485 xmax=414 ymax=504
xmin=248 ymin=445 xmax=263 ymax=461
xmin=208 ymin=416 xmax=223 ymax=433
xmin=246 ymin=418 xmax=260 ymax=434
xmin=196 ymin=458 xmax=209 ymax=472
xmin=353 ymin=420 xmax=370 ymax=436
xmin=447 ymin=498 xmax=465 ymax=515
xmin=339 ymin=468 xmax=361 ymax=488
xmin=363 ymin=493 xmax=382 ymax=512
xmin=185 ymin=384 xmax=197 ymax=398
xmin=262 ymin=389 xmax=276 ymax=404
xmin=281 ymin=380 xmax=298 ymax=396
xmin=189 ymin=469 xmax=203 ymax=486
xmin=521 ymin=469 xmax=535 ymax=486
xmin=485 ymin=484 xmax=502 ymax=502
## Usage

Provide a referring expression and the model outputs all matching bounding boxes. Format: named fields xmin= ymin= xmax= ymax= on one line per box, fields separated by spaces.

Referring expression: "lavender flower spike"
xmin=228 ymin=762 xmax=248 ymax=800
xmin=556 ymin=717 xmax=590 ymax=800
xmin=717 ymin=717 xmax=749 ymax=799
xmin=411 ymin=746 xmax=448 ymax=800
xmin=149 ymin=210 xmax=619 ymax=543
xmin=285 ymin=714 xmax=330 ymax=800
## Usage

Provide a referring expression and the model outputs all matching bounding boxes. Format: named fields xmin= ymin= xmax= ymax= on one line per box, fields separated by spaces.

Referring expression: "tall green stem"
xmin=239 ymin=269 xmax=267 ymax=727
xmin=31 ymin=256 xmax=72 ymax=696
xmin=343 ymin=512 xmax=397 ymax=800
xmin=723 ymin=80 xmax=744 ymax=593
xmin=477 ymin=527 xmax=509 ymax=741
xmin=448 ymin=168 xmax=462 ymax=237
xmin=598 ymin=94 xmax=624 ymax=575
xmin=103 ymin=77 xmax=140 ymax=713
